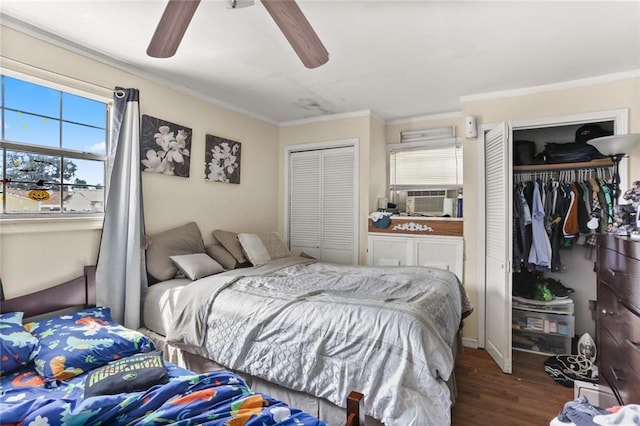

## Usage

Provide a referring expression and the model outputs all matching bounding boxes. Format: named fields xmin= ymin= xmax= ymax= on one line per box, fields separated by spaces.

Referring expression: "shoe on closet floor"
xmin=545 ymin=278 xmax=575 ymax=298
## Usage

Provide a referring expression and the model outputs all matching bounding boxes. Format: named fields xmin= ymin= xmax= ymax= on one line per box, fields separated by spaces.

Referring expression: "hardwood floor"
xmin=451 ymin=348 xmax=574 ymax=425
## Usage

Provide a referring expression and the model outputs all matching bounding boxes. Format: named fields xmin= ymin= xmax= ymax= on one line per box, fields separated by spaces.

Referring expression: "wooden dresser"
xmin=596 ymin=234 xmax=640 ymax=405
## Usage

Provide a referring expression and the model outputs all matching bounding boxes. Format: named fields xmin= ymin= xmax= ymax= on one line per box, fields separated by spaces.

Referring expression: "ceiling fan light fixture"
xmin=228 ymin=0 xmax=255 ymax=9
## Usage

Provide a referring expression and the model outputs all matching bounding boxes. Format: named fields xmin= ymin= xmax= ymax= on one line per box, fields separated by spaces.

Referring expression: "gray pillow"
xmin=170 ymin=253 xmax=224 ymax=280
xmin=206 ymin=242 xmax=239 ymax=270
xmin=237 ymin=232 xmax=291 ymax=266
xmin=212 ymin=230 xmax=248 ymax=264
xmin=146 ymin=222 xmax=206 ymax=281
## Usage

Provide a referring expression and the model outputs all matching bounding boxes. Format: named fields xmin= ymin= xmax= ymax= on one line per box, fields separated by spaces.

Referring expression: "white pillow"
xmin=170 ymin=253 xmax=224 ymax=280
xmin=237 ymin=232 xmax=291 ymax=266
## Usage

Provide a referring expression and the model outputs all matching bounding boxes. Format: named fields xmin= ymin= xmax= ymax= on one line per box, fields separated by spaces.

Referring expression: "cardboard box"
xmin=574 ymin=380 xmax=618 ymax=408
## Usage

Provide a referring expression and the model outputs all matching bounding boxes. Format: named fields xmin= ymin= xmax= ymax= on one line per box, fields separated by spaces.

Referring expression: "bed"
xmin=0 ymin=267 xmax=362 ymax=426
xmin=141 ymin=225 xmax=474 ymax=426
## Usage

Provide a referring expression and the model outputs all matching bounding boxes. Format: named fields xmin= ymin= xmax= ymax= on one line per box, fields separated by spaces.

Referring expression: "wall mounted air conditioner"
xmin=406 ymin=190 xmax=447 ymax=215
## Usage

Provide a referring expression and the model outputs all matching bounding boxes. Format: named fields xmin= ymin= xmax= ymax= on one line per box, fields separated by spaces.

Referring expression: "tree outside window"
xmin=0 ymin=74 xmax=109 ymax=215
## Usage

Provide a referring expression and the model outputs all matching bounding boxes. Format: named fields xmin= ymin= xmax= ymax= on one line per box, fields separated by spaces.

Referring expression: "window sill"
xmin=0 ymin=215 xmax=104 ymax=235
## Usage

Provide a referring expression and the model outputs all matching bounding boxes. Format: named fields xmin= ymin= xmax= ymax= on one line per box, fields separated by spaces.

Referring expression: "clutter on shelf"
xmin=513 ymin=271 xmax=575 ymax=302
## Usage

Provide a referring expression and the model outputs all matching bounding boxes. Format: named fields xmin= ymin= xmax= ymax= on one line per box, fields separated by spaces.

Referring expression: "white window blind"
xmin=389 ymin=139 xmax=463 ymax=190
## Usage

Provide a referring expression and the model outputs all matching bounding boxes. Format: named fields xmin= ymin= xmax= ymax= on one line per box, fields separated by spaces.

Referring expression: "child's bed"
xmin=0 ymin=267 xmax=362 ymax=426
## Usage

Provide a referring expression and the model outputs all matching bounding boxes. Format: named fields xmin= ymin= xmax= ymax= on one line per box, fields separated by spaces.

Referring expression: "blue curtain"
xmin=96 ymin=88 xmax=147 ymax=329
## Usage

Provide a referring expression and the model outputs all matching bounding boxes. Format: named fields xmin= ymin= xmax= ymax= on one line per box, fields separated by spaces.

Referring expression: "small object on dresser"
xmin=371 ymin=211 xmax=391 ymax=228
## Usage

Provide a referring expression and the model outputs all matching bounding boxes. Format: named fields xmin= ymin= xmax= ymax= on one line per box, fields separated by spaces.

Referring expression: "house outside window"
xmin=0 ymin=73 xmax=109 ymax=216
xmin=388 ymin=132 xmax=463 ymax=216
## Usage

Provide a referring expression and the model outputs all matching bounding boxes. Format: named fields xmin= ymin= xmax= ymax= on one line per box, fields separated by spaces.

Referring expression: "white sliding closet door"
xmin=484 ymin=122 xmax=513 ymax=374
xmin=289 ymin=146 xmax=356 ymax=264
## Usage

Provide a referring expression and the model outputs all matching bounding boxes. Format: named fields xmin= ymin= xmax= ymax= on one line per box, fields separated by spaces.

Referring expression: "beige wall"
xmin=369 ymin=117 xmax=387 ymax=215
xmin=0 ymin=26 xmax=280 ymax=297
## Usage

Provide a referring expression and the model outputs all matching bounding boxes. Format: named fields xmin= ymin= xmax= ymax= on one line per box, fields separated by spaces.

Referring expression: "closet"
xmin=482 ymin=109 xmax=629 ymax=373
xmin=511 ymin=158 xmax=614 ymax=356
xmin=287 ymin=143 xmax=357 ymax=265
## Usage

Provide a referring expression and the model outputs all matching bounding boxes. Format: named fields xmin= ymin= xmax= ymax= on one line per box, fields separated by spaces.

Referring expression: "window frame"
xmin=0 ymin=68 xmax=111 ymax=220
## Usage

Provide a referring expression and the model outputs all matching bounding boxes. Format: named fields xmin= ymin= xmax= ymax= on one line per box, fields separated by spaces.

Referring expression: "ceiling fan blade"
xmin=147 ymin=0 xmax=201 ymax=58
xmin=261 ymin=0 xmax=329 ymax=69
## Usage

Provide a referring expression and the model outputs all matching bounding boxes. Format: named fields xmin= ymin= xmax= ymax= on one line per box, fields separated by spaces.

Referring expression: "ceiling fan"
xmin=147 ymin=0 xmax=329 ymax=69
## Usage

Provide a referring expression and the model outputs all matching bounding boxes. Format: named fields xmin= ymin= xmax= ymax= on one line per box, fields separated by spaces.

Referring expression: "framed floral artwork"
xmin=140 ymin=115 xmax=191 ymax=177
xmin=205 ymin=134 xmax=241 ymax=184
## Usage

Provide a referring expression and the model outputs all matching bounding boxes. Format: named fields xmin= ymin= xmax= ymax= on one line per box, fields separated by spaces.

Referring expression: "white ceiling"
xmin=1 ymin=1 xmax=639 ymax=124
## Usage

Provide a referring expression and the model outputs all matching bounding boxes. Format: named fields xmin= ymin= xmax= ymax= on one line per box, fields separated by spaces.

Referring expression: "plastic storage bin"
xmin=512 ymin=307 xmax=574 ymax=355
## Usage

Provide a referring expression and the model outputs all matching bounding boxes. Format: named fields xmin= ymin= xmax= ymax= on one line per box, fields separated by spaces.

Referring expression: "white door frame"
xmin=283 ymin=138 xmax=360 ymax=264
xmin=475 ymin=108 xmax=629 ymax=349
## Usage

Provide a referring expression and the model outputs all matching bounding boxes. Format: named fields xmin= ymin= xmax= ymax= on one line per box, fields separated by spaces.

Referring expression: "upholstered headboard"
xmin=0 ymin=266 xmax=96 ymax=318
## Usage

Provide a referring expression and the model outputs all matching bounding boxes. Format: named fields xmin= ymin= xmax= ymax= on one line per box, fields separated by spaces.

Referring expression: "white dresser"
xmin=367 ymin=216 xmax=464 ymax=282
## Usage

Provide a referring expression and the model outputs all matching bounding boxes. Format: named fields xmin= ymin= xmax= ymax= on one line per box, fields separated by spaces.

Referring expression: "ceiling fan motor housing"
xmin=229 ymin=0 xmax=255 ymax=9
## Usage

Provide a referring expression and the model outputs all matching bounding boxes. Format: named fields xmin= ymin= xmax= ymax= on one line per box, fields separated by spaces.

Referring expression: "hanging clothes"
xmin=512 ymin=164 xmax=613 ymax=274
xmin=514 ymin=182 xmax=533 ymax=272
xmin=528 ymin=181 xmax=552 ymax=270
xmin=600 ymin=180 xmax=615 ymax=228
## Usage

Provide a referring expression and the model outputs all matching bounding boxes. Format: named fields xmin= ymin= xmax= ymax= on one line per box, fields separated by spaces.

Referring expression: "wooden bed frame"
xmin=0 ymin=266 xmax=96 ymax=318
xmin=346 ymin=391 xmax=365 ymax=426
xmin=0 ymin=266 xmax=364 ymax=425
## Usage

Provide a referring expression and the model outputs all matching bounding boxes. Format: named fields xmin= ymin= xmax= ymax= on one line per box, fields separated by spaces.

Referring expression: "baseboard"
xmin=462 ymin=337 xmax=478 ymax=349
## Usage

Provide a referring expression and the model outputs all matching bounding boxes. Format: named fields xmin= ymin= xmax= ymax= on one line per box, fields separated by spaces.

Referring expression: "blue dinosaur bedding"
xmin=0 ymin=362 xmax=326 ymax=425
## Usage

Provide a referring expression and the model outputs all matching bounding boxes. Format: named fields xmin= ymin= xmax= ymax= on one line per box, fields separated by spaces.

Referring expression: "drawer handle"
xmin=607 ymin=268 xmax=626 ymax=278
xmin=626 ymin=339 xmax=640 ymax=355
xmin=610 ymin=366 xmax=625 ymax=382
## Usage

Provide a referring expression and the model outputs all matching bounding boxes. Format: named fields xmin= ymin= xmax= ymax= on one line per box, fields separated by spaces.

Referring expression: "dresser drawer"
xmin=599 ymin=326 xmax=640 ymax=404
xmin=597 ymin=234 xmax=640 ymax=260
xmin=597 ymin=246 xmax=640 ymax=313
xmin=598 ymin=282 xmax=640 ymax=351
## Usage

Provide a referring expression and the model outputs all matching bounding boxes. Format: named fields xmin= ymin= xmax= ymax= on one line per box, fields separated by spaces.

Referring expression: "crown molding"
xmin=460 ymin=69 xmax=640 ymax=104
xmin=1 ymin=15 xmax=279 ymax=126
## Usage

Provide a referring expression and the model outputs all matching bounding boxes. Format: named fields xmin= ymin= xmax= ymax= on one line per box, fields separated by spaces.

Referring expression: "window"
xmin=0 ymin=73 xmax=109 ymax=216
xmin=388 ymin=138 xmax=463 ymax=215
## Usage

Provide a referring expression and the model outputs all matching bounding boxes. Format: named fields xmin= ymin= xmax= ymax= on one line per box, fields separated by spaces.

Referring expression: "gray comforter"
xmin=166 ymin=257 xmax=472 ymax=426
